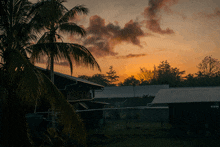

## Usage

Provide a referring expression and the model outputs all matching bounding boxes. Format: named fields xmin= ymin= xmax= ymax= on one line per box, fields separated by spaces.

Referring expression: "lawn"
xmin=87 ymin=121 xmax=220 ymax=147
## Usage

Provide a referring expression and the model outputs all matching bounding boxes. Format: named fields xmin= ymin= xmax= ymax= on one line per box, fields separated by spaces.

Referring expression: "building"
xmin=94 ymin=85 xmax=169 ymax=107
xmin=29 ymin=67 xmax=108 ymax=129
xmin=151 ymin=87 xmax=220 ymax=133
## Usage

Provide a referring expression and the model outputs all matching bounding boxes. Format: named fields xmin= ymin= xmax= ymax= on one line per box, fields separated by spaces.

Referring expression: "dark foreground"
xmin=87 ymin=121 xmax=220 ymax=147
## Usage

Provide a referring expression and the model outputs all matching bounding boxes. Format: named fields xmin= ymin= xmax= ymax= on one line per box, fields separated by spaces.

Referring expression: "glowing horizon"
xmin=31 ymin=0 xmax=220 ymax=83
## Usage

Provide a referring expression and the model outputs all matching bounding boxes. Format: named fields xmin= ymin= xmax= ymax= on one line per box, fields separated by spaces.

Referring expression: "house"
xmin=30 ymin=67 xmax=108 ymax=129
xmin=94 ymin=85 xmax=169 ymax=107
xmin=151 ymin=86 xmax=220 ymax=133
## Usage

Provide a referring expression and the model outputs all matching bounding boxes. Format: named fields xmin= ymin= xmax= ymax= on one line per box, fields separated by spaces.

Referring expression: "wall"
xmin=103 ymin=107 xmax=169 ymax=123
xmin=94 ymin=97 xmax=154 ymax=108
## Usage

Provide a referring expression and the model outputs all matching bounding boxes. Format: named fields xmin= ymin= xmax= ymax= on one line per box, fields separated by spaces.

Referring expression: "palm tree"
xmin=29 ymin=0 xmax=101 ymax=84
xmin=29 ymin=0 xmax=101 ymax=134
xmin=0 ymin=0 xmax=86 ymax=146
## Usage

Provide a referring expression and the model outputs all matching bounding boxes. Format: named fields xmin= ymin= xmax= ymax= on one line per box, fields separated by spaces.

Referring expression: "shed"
xmin=32 ymin=67 xmax=107 ymax=129
xmin=36 ymin=66 xmax=104 ymax=100
xmin=151 ymin=87 xmax=220 ymax=132
xmin=95 ymin=85 xmax=169 ymax=98
xmin=94 ymin=85 xmax=169 ymax=107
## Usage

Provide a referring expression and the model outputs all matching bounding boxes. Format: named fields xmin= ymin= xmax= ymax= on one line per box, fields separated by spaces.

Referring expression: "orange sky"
xmin=34 ymin=0 xmax=220 ymax=82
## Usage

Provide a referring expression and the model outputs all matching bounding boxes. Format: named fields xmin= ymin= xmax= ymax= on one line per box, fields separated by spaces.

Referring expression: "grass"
xmin=87 ymin=121 xmax=220 ymax=147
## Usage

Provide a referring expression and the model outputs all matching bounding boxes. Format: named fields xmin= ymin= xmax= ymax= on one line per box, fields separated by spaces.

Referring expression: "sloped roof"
xmin=95 ymin=85 xmax=169 ymax=98
xmin=151 ymin=86 xmax=220 ymax=104
xmin=36 ymin=66 xmax=104 ymax=89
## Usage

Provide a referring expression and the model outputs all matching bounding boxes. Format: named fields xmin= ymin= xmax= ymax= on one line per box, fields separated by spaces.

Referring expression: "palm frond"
xmin=14 ymin=22 xmax=37 ymax=46
xmin=14 ymin=0 xmax=31 ymax=24
xmin=28 ymin=0 xmax=66 ymax=31
xmin=4 ymin=49 xmax=41 ymax=105
xmin=29 ymin=44 xmax=49 ymax=64
xmin=30 ymin=43 xmax=101 ymax=74
xmin=37 ymin=32 xmax=51 ymax=43
xmin=4 ymin=48 xmax=87 ymax=146
xmin=59 ymin=22 xmax=86 ymax=36
xmin=63 ymin=52 xmax=73 ymax=75
xmin=40 ymin=72 xmax=87 ymax=146
xmin=59 ymin=5 xmax=88 ymax=23
xmin=68 ymin=43 xmax=101 ymax=71
xmin=28 ymin=13 xmax=46 ymax=33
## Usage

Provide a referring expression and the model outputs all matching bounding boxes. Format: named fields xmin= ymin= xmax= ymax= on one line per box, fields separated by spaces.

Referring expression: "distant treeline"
xmin=79 ymin=56 xmax=220 ymax=87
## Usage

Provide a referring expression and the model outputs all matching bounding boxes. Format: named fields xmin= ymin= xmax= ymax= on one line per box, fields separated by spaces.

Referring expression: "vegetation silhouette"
xmin=0 ymin=0 xmax=96 ymax=146
xmin=29 ymin=0 xmax=101 ymax=83
xmin=84 ymin=59 xmax=220 ymax=87
xmin=79 ymin=66 xmax=119 ymax=86
xmin=79 ymin=74 xmax=110 ymax=86
xmin=106 ymin=66 xmax=119 ymax=85
xmin=197 ymin=55 xmax=220 ymax=76
xmin=118 ymin=76 xmax=140 ymax=86
xmin=29 ymin=0 xmax=103 ymax=145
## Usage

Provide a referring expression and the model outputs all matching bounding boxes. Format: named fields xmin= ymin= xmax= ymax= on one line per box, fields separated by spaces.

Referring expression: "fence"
xmin=28 ymin=106 xmax=169 ymax=131
xmin=75 ymin=106 xmax=169 ymax=130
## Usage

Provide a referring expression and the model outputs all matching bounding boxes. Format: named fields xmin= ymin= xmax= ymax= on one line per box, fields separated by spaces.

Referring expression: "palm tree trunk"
xmin=50 ymin=55 xmax=54 ymax=83
xmin=50 ymin=53 xmax=56 ymax=128
xmin=49 ymin=26 xmax=56 ymax=128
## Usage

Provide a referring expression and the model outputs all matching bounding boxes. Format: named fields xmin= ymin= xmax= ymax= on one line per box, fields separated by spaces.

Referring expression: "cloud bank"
xmin=68 ymin=0 xmax=181 ymax=58
xmin=83 ymin=15 xmax=145 ymax=57
xmin=198 ymin=7 xmax=220 ymax=19
xmin=142 ymin=0 xmax=178 ymax=34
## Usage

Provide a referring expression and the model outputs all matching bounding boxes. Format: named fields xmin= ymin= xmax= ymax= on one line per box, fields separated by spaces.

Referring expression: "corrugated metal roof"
xmin=152 ymin=86 xmax=220 ymax=104
xmin=36 ymin=66 xmax=104 ymax=88
xmin=95 ymin=85 xmax=169 ymax=98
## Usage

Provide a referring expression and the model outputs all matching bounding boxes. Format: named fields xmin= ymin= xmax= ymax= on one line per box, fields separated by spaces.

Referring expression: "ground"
xmin=87 ymin=121 xmax=220 ymax=147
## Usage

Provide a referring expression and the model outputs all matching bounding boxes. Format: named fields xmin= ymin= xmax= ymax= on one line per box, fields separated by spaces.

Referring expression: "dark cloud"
xmin=142 ymin=0 xmax=178 ymax=34
xmin=198 ymin=8 xmax=220 ymax=19
xmin=116 ymin=53 xmax=147 ymax=59
xmin=67 ymin=1 xmax=182 ymax=58
xmin=83 ymin=15 xmax=145 ymax=58
xmin=84 ymin=36 xmax=118 ymax=57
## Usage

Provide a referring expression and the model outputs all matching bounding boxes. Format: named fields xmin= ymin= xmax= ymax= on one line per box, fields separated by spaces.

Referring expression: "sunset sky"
xmin=34 ymin=0 xmax=220 ymax=82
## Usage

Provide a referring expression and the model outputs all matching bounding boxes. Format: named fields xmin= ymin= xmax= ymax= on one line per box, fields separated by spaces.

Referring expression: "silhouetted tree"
xmin=0 ymin=1 xmax=87 ymax=146
xmin=182 ymin=74 xmax=196 ymax=87
xmin=30 ymin=0 xmax=101 ymax=84
xmin=78 ymin=75 xmax=90 ymax=81
xmin=152 ymin=60 xmax=185 ymax=87
xmin=106 ymin=66 xmax=119 ymax=85
xmin=29 ymin=1 xmax=100 ymax=139
xmin=79 ymin=74 xmax=110 ymax=86
xmin=137 ymin=67 xmax=154 ymax=85
xmin=118 ymin=76 xmax=140 ymax=86
xmin=197 ymin=55 xmax=220 ymax=77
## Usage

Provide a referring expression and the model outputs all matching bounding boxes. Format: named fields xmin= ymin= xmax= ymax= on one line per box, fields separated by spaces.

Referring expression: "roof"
xmin=151 ymin=86 xmax=220 ymax=104
xmin=36 ymin=66 xmax=104 ymax=89
xmin=94 ymin=85 xmax=169 ymax=98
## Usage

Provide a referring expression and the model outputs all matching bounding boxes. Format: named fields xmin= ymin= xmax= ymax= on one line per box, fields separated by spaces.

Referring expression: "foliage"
xmin=197 ymin=55 xmax=220 ymax=76
xmin=118 ymin=58 xmax=220 ymax=87
xmin=0 ymin=0 xmax=39 ymax=146
xmin=106 ymin=66 xmax=119 ymax=84
xmin=118 ymin=76 xmax=140 ymax=86
xmin=78 ymin=66 xmax=119 ymax=86
xmin=29 ymin=0 xmax=101 ymax=83
xmin=137 ymin=67 xmax=154 ymax=83
xmin=180 ymin=56 xmax=220 ymax=87
xmin=0 ymin=0 xmax=87 ymax=146
xmin=117 ymin=61 xmax=185 ymax=87
xmin=151 ymin=60 xmax=185 ymax=87
xmin=79 ymin=74 xmax=110 ymax=86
